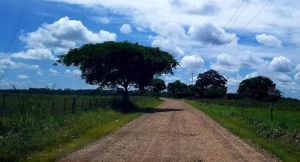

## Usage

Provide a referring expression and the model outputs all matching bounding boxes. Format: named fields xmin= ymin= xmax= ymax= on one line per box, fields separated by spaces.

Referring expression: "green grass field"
xmin=0 ymin=93 xmax=163 ymax=161
xmin=186 ymin=100 xmax=300 ymax=162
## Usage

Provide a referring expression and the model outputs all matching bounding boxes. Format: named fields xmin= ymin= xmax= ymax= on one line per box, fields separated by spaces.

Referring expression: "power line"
xmin=202 ymin=0 xmax=247 ymax=56
xmin=218 ymin=0 xmax=271 ymax=54
xmin=205 ymin=0 xmax=252 ymax=56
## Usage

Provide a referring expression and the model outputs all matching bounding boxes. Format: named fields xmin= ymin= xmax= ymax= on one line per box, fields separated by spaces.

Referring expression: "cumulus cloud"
xmin=49 ymin=68 xmax=59 ymax=75
xmin=256 ymin=34 xmax=282 ymax=47
xmin=210 ymin=52 xmax=268 ymax=75
xmin=180 ymin=55 xmax=204 ymax=69
xmin=210 ymin=63 xmax=239 ymax=74
xmin=277 ymin=74 xmax=293 ymax=82
xmin=188 ymin=21 xmax=237 ymax=45
xmin=165 ymin=76 xmax=181 ymax=82
xmin=65 ymin=69 xmax=81 ymax=77
xmin=12 ymin=48 xmax=56 ymax=60
xmin=17 ymin=75 xmax=29 ymax=79
xmin=93 ymin=17 xmax=111 ymax=24
xmin=36 ymin=71 xmax=43 ymax=75
xmin=20 ymin=16 xmax=117 ymax=50
xmin=0 ymin=59 xmax=39 ymax=70
xmin=120 ymin=24 xmax=132 ymax=34
xmin=295 ymin=73 xmax=300 ymax=82
xmin=150 ymin=36 xmax=184 ymax=57
xmin=150 ymin=23 xmax=187 ymax=39
xmin=65 ymin=69 xmax=71 ymax=74
xmin=269 ymin=56 xmax=292 ymax=73
xmin=295 ymin=64 xmax=300 ymax=72
xmin=245 ymin=71 xmax=258 ymax=79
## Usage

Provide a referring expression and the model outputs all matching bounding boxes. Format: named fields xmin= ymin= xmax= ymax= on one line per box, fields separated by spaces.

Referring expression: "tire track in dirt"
xmin=59 ymin=99 xmax=278 ymax=162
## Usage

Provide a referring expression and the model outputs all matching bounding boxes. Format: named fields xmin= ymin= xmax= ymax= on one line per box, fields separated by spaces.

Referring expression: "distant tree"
xmin=167 ymin=80 xmax=193 ymax=98
xmin=237 ymin=76 xmax=282 ymax=101
xmin=150 ymin=78 xmax=166 ymax=93
xmin=55 ymin=41 xmax=179 ymax=105
xmin=194 ymin=70 xmax=227 ymax=99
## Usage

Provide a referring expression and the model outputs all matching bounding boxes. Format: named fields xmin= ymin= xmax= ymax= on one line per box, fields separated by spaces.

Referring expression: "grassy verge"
xmin=185 ymin=100 xmax=300 ymax=162
xmin=0 ymin=96 xmax=163 ymax=161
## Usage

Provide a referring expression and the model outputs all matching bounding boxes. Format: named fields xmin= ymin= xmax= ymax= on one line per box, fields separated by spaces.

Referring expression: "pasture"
xmin=0 ymin=93 xmax=162 ymax=161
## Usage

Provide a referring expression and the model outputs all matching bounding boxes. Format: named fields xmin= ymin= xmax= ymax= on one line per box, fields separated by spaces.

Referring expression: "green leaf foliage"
xmin=237 ymin=76 xmax=282 ymax=101
xmin=55 ymin=41 xmax=179 ymax=99
xmin=167 ymin=80 xmax=193 ymax=98
xmin=194 ymin=70 xmax=227 ymax=99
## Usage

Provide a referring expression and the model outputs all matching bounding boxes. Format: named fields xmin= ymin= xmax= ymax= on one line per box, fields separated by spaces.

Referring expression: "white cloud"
xmin=93 ymin=17 xmax=111 ymax=24
xmin=12 ymin=48 xmax=56 ymax=60
xmin=277 ymin=74 xmax=293 ymax=82
xmin=269 ymin=56 xmax=292 ymax=73
xmin=49 ymin=68 xmax=59 ymax=75
xmin=295 ymin=64 xmax=300 ymax=72
xmin=136 ymin=27 xmax=147 ymax=32
xmin=120 ymin=24 xmax=132 ymax=34
xmin=210 ymin=63 xmax=239 ymax=75
xmin=295 ymin=73 xmax=300 ymax=82
xmin=256 ymin=34 xmax=281 ymax=47
xmin=180 ymin=55 xmax=204 ymax=69
xmin=36 ymin=71 xmax=43 ymax=75
xmin=0 ymin=69 xmax=4 ymax=74
xmin=165 ymin=76 xmax=181 ymax=82
xmin=245 ymin=71 xmax=258 ymax=79
xmin=17 ymin=75 xmax=29 ymax=79
xmin=72 ymin=70 xmax=81 ymax=76
xmin=65 ymin=69 xmax=81 ymax=77
xmin=65 ymin=69 xmax=71 ymax=74
xmin=188 ymin=21 xmax=237 ymax=45
xmin=150 ymin=36 xmax=184 ymax=57
xmin=20 ymin=16 xmax=117 ymax=50
xmin=0 ymin=59 xmax=39 ymax=70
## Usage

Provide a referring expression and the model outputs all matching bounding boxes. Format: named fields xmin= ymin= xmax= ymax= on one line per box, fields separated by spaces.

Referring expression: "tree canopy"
xmin=167 ymin=80 xmax=193 ymax=98
xmin=55 ymin=41 xmax=179 ymax=101
xmin=194 ymin=70 xmax=227 ymax=99
xmin=237 ymin=76 xmax=282 ymax=101
xmin=150 ymin=78 xmax=167 ymax=93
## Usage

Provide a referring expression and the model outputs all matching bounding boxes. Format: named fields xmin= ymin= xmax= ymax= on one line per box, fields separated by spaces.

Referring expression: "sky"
xmin=0 ymin=0 xmax=300 ymax=98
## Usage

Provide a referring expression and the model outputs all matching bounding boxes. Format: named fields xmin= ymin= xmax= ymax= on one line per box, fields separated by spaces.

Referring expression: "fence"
xmin=0 ymin=93 xmax=118 ymax=117
xmin=197 ymin=99 xmax=300 ymax=128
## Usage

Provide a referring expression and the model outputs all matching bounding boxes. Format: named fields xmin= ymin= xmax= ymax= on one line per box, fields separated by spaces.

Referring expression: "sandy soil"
xmin=59 ymin=99 xmax=278 ymax=162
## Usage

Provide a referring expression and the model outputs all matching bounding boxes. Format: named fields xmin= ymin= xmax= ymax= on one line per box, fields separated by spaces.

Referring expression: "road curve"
xmin=59 ymin=99 xmax=277 ymax=162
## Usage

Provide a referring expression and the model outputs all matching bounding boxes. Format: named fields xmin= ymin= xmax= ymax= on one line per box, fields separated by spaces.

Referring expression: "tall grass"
xmin=0 ymin=95 xmax=162 ymax=161
xmin=186 ymin=100 xmax=300 ymax=161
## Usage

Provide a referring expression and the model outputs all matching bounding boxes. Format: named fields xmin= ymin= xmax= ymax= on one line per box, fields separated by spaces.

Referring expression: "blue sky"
xmin=1 ymin=0 xmax=300 ymax=98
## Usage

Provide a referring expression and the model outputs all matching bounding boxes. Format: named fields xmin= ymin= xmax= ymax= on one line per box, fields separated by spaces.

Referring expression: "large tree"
xmin=55 ymin=41 xmax=179 ymax=101
xmin=167 ymin=80 xmax=193 ymax=98
xmin=150 ymin=78 xmax=167 ymax=93
xmin=194 ymin=70 xmax=227 ymax=98
xmin=237 ymin=76 xmax=282 ymax=101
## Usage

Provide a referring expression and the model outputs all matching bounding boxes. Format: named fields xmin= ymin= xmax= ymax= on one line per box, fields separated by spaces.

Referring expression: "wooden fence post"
xmin=64 ymin=99 xmax=66 ymax=115
xmin=72 ymin=98 xmax=76 ymax=113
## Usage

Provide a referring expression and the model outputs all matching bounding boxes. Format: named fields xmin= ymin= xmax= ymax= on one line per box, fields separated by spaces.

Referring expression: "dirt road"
xmin=60 ymin=99 xmax=277 ymax=162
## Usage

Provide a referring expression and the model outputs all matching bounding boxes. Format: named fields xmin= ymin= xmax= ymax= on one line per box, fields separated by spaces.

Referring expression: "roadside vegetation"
xmin=0 ymin=95 xmax=162 ymax=161
xmin=186 ymin=100 xmax=300 ymax=161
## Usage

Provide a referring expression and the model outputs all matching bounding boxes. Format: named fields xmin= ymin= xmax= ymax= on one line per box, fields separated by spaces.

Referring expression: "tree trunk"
xmin=123 ymin=86 xmax=129 ymax=101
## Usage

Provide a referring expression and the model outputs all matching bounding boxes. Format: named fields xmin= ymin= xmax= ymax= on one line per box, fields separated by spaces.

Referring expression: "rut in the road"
xmin=60 ymin=99 xmax=277 ymax=162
